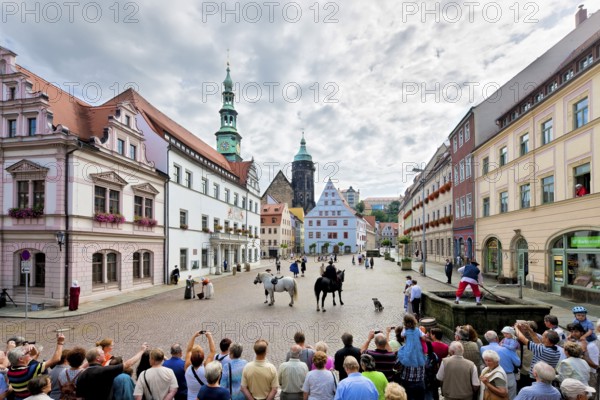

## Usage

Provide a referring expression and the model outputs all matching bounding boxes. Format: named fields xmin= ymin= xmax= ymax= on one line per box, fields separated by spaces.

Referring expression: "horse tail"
xmin=314 ymin=278 xmax=321 ymax=299
xmin=293 ymin=279 xmax=298 ymax=300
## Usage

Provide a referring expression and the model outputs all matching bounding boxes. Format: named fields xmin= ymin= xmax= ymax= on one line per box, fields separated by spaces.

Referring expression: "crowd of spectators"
xmin=0 ymin=310 xmax=598 ymax=400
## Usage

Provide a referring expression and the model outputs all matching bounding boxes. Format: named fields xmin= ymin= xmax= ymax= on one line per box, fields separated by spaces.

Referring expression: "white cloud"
xmin=0 ymin=0 xmax=585 ymax=197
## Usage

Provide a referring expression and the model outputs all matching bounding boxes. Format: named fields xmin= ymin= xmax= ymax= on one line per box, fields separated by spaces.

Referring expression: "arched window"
xmin=484 ymin=238 xmax=502 ymax=274
xmin=133 ymin=251 xmax=153 ymax=283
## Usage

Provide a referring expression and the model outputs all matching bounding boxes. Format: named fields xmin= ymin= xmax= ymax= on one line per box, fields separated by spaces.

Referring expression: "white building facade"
xmin=304 ymin=180 xmax=366 ymax=254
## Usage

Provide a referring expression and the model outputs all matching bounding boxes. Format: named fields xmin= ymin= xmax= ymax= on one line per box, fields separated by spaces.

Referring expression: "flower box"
xmin=215 ymin=225 xmax=223 ymax=232
xmin=202 ymin=227 xmax=211 ymax=233
xmin=134 ymin=216 xmax=157 ymax=227
xmin=434 ymin=190 xmax=440 ymax=198
xmin=9 ymin=206 xmax=44 ymax=219
xmin=180 ymin=224 xmax=188 ymax=230
xmin=94 ymin=213 xmax=125 ymax=224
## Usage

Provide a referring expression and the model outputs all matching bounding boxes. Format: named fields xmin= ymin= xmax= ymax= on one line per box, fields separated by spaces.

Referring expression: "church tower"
xmin=215 ymin=62 xmax=242 ymax=161
xmin=292 ymin=133 xmax=316 ymax=213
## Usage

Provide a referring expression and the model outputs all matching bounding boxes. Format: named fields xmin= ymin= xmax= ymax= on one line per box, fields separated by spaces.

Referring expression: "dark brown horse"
xmin=314 ymin=270 xmax=345 ymax=312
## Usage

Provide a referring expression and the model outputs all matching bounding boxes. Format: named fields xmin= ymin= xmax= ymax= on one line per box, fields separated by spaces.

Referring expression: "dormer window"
xmin=125 ymin=115 xmax=131 ymax=127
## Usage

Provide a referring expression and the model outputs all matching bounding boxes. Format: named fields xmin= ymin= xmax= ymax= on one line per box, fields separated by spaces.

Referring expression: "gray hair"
xmin=343 ymin=355 xmax=360 ymax=371
xmin=315 ymin=341 xmax=329 ymax=354
xmin=533 ymin=361 xmax=556 ymax=383
xmin=7 ymin=347 xmax=27 ymax=365
xmin=484 ymin=331 xmax=498 ymax=342
xmin=482 ymin=349 xmax=499 ymax=363
xmin=170 ymin=344 xmax=182 ymax=356
xmin=229 ymin=343 xmax=243 ymax=359
xmin=289 ymin=344 xmax=302 ymax=359
xmin=448 ymin=341 xmax=464 ymax=356
xmin=374 ymin=333 xmax=388 ymax=348
xmin=204 ymin=361 xmax=223 ymax=384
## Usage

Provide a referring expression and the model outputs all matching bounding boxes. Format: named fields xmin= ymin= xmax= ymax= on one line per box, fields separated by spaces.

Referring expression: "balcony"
xmin=210 ymin=232 xmax=252 ymax=244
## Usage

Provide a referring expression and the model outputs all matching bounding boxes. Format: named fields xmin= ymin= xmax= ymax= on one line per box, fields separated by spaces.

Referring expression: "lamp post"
xmin=56 ymin=231 xmax=65 ymax=252
xmin=412 ymin=168 xmax=426 ymax=277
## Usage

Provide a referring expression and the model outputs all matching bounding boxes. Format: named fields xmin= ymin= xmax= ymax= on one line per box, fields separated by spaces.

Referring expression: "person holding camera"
xmin=184 ymin=330 xmax=216 ymax=400
xmin=7 ymin=333 xmax=65 ymax=399
xmin=360 ymin=330 xmax=397 ymax=381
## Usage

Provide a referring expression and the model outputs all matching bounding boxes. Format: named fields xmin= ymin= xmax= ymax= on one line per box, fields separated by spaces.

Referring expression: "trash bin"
xmin=69 ymin=286 xmax=80 ymax=311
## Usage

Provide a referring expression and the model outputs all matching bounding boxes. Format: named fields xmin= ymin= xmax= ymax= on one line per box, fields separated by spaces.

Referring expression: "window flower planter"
xmin=9 ymin=206 xmax=44 ymax=219
xmin=215 ymin=225 xmax=223 ymax=232
xmin=180 ymin=224 xmax=188 ymax=230
xmin=202 ymin=227 xmax=211 ymax=233
xmin=133 ymin=216 xmax=157 ymax=227
xmin=94 ymin=213 xmax=125 ymax=224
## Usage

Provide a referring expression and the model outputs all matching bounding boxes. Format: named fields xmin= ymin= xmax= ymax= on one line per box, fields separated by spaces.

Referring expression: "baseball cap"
xmin=560 ymin=378 xmax=596 ymax=398
xmin=501 ymin=326 xmax=516 ymax=337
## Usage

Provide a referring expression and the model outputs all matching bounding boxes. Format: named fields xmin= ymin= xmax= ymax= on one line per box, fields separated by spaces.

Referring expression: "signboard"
xmin=570 ymin=236 xmax=600 ymax=248
xmin=21 ymin=259 xmax=32 ymax=274
xmin=21 ymin=250 xmax=31 ymax=261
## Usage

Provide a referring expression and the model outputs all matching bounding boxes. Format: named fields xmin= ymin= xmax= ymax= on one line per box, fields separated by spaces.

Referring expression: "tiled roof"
xmin=17 ymin=65 xmax=93 ymax=137
xmin=103 ymin=89 xmax=234 ymax=174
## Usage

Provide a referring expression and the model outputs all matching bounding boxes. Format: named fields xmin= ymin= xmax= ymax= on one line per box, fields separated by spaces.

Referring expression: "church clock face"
xmin=220 ymin=141 xmax=230 ymax=151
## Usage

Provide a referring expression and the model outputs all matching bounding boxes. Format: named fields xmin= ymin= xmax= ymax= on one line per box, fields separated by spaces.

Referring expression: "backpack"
xmin=424 ymin=342 xmax=439 ymax=390
xmin=60 ymin=370 xmax=82 ymax=400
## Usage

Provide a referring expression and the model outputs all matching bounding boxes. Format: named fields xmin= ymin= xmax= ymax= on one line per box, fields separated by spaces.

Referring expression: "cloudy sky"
xmin=1 ymin=0 xmax=587 ymax=197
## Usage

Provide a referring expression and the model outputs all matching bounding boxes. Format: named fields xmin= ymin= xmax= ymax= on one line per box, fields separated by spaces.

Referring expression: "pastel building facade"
xmin=304 ymin=180 xmax=366 ymax=254
xmin=474 ymin=34 xmax=600 ymax=299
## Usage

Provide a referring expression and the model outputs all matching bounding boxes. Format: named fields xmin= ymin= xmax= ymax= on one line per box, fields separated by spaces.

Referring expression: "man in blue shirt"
xmin=481 ymin=331 xmax=520 ymax=399
xmin=162 ymin=344 xmax=187 ymax=400
xmin=514 ymin=361 xmax=561 ymax=400
xmin=334 ymin=356 xmax=378 ymax=400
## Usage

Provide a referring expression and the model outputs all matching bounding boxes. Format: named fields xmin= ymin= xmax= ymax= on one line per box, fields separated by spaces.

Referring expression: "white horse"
xmin=254 ymin=272 xmax=298 ymax=307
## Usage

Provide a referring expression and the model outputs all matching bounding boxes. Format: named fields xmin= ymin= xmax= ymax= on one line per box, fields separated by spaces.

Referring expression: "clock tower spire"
xmin=215 ymin=61 xmax=242 ymax=161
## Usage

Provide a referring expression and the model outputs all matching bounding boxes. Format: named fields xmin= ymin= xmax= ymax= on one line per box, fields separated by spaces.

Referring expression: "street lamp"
xmin=56 ymin=231 xmax=65 ymax=252
xmin=411 ymin=168 xmax=426 ymax=277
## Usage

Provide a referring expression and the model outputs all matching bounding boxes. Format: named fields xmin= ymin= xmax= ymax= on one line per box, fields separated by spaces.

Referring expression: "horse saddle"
xmin=270 ymin=276 xmax=284 ymax=285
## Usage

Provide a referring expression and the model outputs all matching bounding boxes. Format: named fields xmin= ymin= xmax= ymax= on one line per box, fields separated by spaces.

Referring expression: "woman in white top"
xmin=302 ymin=351 xmax=337 ymax=400
xmin=556 ymin=341 xmax=591 ymax=385
xmin=184 ymin=330 xmax=216 ymax=400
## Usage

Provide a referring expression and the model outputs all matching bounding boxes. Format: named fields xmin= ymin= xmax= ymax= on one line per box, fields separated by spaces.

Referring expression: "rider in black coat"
xmin=324 ymin=261 xmax=338 ymax=290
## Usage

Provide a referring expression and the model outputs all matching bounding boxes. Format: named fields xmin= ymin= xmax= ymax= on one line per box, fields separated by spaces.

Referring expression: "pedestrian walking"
xmin=444 ymin=258 xmax=453 ymax=284
xmin=370 ymin=257 xmax=374 ymax=269
xmin=365 ymin=257 xmax=370 ymax=269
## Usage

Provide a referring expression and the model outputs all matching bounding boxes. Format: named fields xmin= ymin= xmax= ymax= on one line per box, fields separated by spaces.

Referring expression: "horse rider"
xmin=324 ymin=260 xmax=339 ymax=291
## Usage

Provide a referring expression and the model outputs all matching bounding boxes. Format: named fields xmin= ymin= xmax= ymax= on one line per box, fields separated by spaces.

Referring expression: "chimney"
xmin=575 ymin=4 xmax=587 ymax=27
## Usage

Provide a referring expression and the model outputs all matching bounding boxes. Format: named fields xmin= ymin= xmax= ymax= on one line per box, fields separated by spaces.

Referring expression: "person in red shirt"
xmin=575 ymin=184 xmax=588 ymax=197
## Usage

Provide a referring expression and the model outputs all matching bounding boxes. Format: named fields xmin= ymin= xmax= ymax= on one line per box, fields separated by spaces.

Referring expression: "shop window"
xmin=551 ymin=231 xmax=600 ymax=290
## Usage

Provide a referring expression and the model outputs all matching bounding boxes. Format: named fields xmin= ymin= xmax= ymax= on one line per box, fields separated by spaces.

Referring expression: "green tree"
xmin=355 ymin=201 xmax=365 ymax=213
xmin=371 ymin=210 xmax=388 ymax=222
xmin=322 ymin=242 xmax=330 ymax=253
xmin=386 ymin=200 xmax=401 ymax=222
xmin=309 ymin=243 xmax=317 ymax=254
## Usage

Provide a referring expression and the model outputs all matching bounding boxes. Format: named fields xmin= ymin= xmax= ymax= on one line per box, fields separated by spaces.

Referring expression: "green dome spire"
xmin=223 ymin=62 xmax=233 ymax=91
xmin=294 ymin=132 xmax=312 ymax=162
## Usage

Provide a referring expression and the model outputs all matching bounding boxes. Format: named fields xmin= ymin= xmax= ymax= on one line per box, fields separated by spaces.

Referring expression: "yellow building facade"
xmin=475 ymin=56 xmax=600 ymax=300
